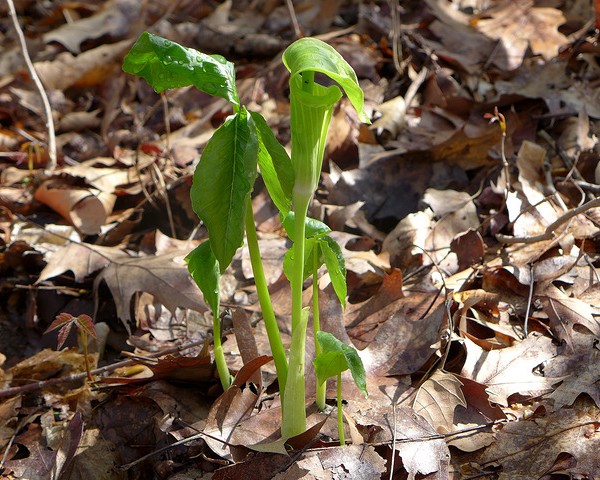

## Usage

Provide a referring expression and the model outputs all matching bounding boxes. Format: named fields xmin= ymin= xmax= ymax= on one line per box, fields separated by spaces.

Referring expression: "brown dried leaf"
xmin=43 ymin=0 xmax=140 ymax=53
xmin=544 ymin=330 xmax=600 ymax=409
xmin=37 ymin=242 xmax=115 ymax=283
xmin=362 ymin=299 xmax=445 ymax=376
xmin=94 ymin=251 xmax=207 ymax=325
xmin=475 ymin=409 xmax=600 ymax=480
xmin=276 ymin=444 xmax=386 ymax=479
xmin=474 ymin=0 xmax=568 ymax=70
xmin=539 ymin=284 xmax=600 ymax=350
xmin=413 ymin=370 xmax=467 ymax=435
xmin=355 ymin=405 xmax=450 ymax=480
xmin=35 ymin=40 xmax=131 ymax=90
xmin=460 ymin=333 xmax=558 ymax=406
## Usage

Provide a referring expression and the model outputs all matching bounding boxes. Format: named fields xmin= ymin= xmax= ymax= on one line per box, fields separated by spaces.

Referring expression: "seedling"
xmin=45 ymin=313 xmax=97 ymax=381
xmin=123 ymin=33 xmax=369 ymax=441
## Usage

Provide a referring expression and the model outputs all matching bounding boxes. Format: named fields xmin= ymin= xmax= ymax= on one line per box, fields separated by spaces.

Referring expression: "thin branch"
xmin=6 ymin=0 xmax=57 ymax=173
xmin=496 ymin=196 xmax=600 ymax=244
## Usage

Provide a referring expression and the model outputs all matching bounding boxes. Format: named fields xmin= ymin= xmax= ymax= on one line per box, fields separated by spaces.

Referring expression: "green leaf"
xmin=249 ymin=111 xmax=293 ymax=216
xmin=186 ymin=242 xmax=220 ymax=317
xmin=313 ymin=331 xmax=367 ymax=398
xmin=281 ymin=213 xmax=331 ymax=242
xmin=319 ymin=235 xmax=347 ymax=309
xmin=283 ymin=237 xmax=318 ymax=283
xmin=282 ymin=37 xmax=370 ymax=124
xmin=190 ymin=108 xmax=258 ymax=271
xmin=123 ymin=32 xmax=239 ymax=107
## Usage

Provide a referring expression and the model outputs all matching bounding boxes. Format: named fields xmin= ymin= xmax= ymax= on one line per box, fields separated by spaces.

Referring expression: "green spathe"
xmin=282 ymin=37 xmax=370 ymax=124
xmin=289 ymin=74 xmax=341 ymax=199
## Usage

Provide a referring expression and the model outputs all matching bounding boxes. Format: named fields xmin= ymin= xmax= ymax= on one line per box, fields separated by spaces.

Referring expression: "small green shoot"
xmin=123 ymin=32 xmax=370 ymax=441
xmin=45 ymin=313 xmax=97 ymax=381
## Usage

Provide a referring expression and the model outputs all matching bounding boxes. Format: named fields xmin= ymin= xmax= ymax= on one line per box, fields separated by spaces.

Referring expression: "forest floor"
xmin=1 ymin=1 xmax=600 ymax=479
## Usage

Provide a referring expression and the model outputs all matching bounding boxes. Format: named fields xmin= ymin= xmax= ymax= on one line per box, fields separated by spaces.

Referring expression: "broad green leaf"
xmin=281 ymin=213 xmax=331 ymax=242
xmin=191 ymin=108 xmax=258 ymax=271
xmin=313 ymin=331 xmax=367 ymax=398
xmin=283 ymin=238 xmax=318 ymax=283
xmin=319 ymin=235 xmax=347 ymax=309
xmin=186 ymin=241 xmax=220 ymax=317
xmin=249 ymin=111 xmax=294 ymax=216
xmin=282 ymin=37 xmax=370 ymax=124
xmin=123 ymin=32 xmax=239 ymax=107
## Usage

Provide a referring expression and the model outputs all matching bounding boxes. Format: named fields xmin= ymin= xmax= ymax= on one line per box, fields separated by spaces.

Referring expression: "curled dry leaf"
xmin=34 ymin=158 xmax=143 ymax=234
xmin=34 ymin=180 xmax=115 ymax=235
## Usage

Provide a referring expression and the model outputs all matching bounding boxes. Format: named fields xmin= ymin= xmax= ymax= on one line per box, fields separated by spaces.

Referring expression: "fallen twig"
xmin=496 ymin=196 xmax=600 ymax=244
xmin=6 ymin=0 xmax=57 ymax=173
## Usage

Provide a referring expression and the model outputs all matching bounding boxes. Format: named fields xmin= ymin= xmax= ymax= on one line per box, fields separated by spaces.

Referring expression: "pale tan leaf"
xmin=35 ymin=40 xmax=132 ymax=90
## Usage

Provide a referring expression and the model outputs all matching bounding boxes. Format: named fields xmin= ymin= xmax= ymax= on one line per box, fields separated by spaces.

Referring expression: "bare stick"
xmin=285 ymin=0 xmax=303 ymax=39
xmin=0 ymin=338 xmax=206 ymax=400
xmin=6 ymin=0 xmax=57 ymax=173
xmin=496 ymin=196 xmax=600 ymax=244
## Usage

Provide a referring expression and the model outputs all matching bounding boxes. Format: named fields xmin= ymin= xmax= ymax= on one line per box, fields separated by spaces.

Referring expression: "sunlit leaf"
xmin=123 ymin=31 xmax=239 ymax=107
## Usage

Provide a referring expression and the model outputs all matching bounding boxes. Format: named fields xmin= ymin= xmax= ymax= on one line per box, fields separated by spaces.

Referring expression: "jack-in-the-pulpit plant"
xmin=123 ymin=32 xmax=369 ymax=442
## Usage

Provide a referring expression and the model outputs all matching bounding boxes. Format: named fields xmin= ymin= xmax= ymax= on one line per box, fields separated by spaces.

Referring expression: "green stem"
xmin=291 ymin=194 xmax=310 ymax=331
xmin=282 ymin=308 xmax=309 ymax=438
xmin=337 ymin=371 xmax=345 ymax=446
xmin=313 ymin=244 xmax=326 ymax=410
xmin=281 ymin=192 xmax=311 ymax=438
xmin=80 ymin=330 xmax=92 ymax=381
xmin=212 ymin=308 xmax=231 ymax=391
xmin=244 ymin=199 xmax=288 ymax=401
